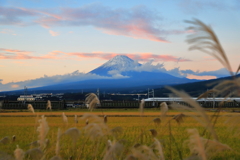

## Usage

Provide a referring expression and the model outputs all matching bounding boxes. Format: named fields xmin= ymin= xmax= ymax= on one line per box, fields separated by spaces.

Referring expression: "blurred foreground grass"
xmin=0 ymin=113 xmax=240 ymax=159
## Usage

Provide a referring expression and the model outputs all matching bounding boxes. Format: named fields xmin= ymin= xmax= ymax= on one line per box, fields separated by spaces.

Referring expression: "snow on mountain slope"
xmin=90 ymin=55 xmax=141 ymax=76
xmin=101 ymin=55 xmax=141 ymax=69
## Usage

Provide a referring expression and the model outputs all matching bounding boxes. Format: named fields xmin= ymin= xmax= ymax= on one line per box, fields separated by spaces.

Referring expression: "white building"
xmin=17 ymin=95 xmax=35 ymax=101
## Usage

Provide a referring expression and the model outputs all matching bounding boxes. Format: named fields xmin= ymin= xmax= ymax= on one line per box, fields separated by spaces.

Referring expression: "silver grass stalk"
xmin=56 ymin=128 xmax=61 ymax=156
xmin=139 ymin=99 xmax=145 ymax=116
xmin=14 ymin=145 xmax=24 ymax=160
xmin=37 ymin=115 xmax=49 ymax=150
xmin=81 ymin=113 xmax=109 ymax=125
xmin=103 ymin=140 xmax=124 ymax=160
xmin=167 ymin=86 xmax=218 ymax=140
xmin=63 ymin=127 xmax=81 ymax=144
xmin=136 ymin=145 xmax=158 ymax=159
xmin=62 ymin=112 xmax=68 ymax=125
xmin=186 ymin=129 xmax=207 ymax=160
xmin=85 ymin=93 xmax=100 ymax=111
xmin=153 ymin=138 xmax=165 ymax=160
xmin=84 ymin=123 xmax=104 ymax=140
xmin=160 ymin=102 xmax=168 ymax=116
xmin=212 ymin=78 xmax=240 ymax=97
xmin=27 ymin=104 xmax=35 ymax=114
xmin=186 ymin=128 xmax=231 ymax=159
xmin=110 ymin=126 xmax=123 ymax=138
xmin=46 ymin=100 xmax=52 ymax=110
xmin=186 ymin=19 xmax=233 ymax=75
xmin=204 ymin=139 xmax=231 ymax=153
xmin=173 ymin=113 xmax=185 ymax=125
xmin=29 ymin=140 xmax=39 ymax=148
xmin=25 ymin=148 xmax=43 ymax=159
xmin=127 ymin=148 xmax=148 ymax=160
xmin=81 ymin=113 xmax=109 ymax=137
xmin=186 ymin=19 xmax=240 ymax=96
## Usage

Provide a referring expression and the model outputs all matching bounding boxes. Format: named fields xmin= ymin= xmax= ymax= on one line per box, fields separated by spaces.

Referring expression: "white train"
xmin=144 ymin=97 xmax=240 ymax=102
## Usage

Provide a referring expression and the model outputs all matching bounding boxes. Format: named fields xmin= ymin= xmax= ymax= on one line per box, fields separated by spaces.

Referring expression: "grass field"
xmin=1 ymin=18 xmax=240 ymax=160
xmin=1 ymin=109 xmax=240 ymax=160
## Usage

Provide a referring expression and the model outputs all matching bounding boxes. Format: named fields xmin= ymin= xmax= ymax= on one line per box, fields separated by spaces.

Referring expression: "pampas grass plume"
xmin=153 ymin=138 xmax=165 ymax=160
xmin=37 ymin=115 xmax=49 ymax=149
xmin=25 ymin=148 xmax=43 ymax=159
xmin=27 ymin=104 xmax=35 ymax=114
xmin=46 ymin=100 xmax=52 ymax=110
xmin=63 ymin=127 xmax=81 ymax=143
xmin=186 ymin=129 xmax=207 ymax=160
xmin=139 ymin=99 xmax=145 ymax=116
xmin=160 ymin=102 xmax=168 ymax=116
xmin=55 ymin=128 xmax=61 ymax=157
xmin=14 ymin=145 xmax=24 ymax=160
xmin=173 ymin=113 xmax=185 ymax=125
xmin=62 ymin=112 xmax=68 ymax=125
xmin=85 ymin=93 xmax=100 ymax=111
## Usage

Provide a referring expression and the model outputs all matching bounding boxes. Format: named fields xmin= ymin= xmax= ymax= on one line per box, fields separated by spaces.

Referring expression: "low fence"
xmin=100 ymin=100 xmax=239 ymax=108
xmin=0 ymin=100 xmax=239 ymax=110
xmin=1 ymin=101 xmax=65 ymax=110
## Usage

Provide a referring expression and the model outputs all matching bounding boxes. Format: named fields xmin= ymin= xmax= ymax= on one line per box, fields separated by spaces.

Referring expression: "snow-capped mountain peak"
xmin=89 ymin=55 xmax=141 ymax=76
xmin=100 ymin=55 xmax=140 ymax=70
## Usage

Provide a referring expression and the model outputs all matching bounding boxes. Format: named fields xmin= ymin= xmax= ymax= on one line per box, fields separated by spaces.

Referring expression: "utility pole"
xmin=148 ymin=89 xmax=154 ymax=98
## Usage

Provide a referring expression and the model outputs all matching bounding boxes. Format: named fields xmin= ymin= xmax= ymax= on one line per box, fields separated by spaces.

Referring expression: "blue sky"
xmin=0 ymin=0 xmax=239 ymax=91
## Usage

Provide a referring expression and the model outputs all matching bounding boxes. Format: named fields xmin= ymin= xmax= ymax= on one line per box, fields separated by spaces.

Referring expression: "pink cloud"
xmin=0 ymin=48 xmax=190 ymax=62
xmin=18 ymin=7 xmax=62 ymax=20
xmin=49 ymin=30 xmax=60 ymax=36
xmin=0 ymin=5 xmax=186 ymax=42
xmin=0 ymin=48 xmax=60 ymax=60
xmin=61 ymin=51 xmax=190 ymax=62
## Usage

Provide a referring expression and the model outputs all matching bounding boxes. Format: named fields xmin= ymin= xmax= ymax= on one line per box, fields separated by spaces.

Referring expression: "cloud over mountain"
xmin=0 ymin=71 xmax=116 ymax=91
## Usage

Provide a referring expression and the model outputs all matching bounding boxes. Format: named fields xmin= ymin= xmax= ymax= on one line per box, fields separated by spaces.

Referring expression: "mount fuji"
xmin=31 ymin=55 xmax=199 ymax=91
xmin=90 ymin=55 xmax=141 ymax=76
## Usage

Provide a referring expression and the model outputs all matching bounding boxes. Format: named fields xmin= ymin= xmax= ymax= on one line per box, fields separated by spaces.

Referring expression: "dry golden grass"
xmin=0 ymin=19 xmax=240 ymax=159
xmin=0 ymin=115 xmax=240 ymax=159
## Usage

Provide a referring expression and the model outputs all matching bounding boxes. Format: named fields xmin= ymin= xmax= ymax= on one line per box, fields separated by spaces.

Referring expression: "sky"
xmin=0 ymin=0 xmax=240 ymax=91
